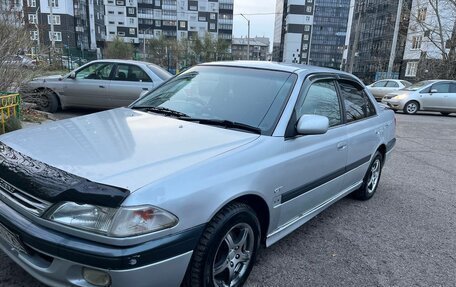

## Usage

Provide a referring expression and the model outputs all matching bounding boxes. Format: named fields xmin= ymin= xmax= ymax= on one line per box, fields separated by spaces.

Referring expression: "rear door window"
xmin=386 ymin=81 xmax=399 ymax=88
xmin=113 ymin=64 xmax=152 ymax=82
xmin=339 ymin=81 xmax=376 ymax=123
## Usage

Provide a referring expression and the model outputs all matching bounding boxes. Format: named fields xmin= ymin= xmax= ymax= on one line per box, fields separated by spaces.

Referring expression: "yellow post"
xmin=0 ymin=93 xmax=21 ymax=134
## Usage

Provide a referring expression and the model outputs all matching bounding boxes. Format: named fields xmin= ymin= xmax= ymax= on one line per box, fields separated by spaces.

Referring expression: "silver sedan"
xmin=366 ymin=79 xmax=412 ymax=101
xmin=21 ymin=59 xmax=172 ymax=112
xmin=381 ymin=80 xmax=456 ymax=115
xmin=0 ymin=62 xmax=395 ymax=287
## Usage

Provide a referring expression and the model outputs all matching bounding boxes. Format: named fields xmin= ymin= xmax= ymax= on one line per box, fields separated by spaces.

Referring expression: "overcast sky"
xmin=232 ymin=0 xmax=276 ymax=43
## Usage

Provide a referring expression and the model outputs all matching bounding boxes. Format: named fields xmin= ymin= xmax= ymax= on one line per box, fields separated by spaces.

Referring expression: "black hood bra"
xmin=0 ymin=142 xmax=130 ymax=208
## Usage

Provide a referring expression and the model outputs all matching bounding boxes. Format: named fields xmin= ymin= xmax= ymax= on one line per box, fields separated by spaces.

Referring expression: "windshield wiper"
xmin=131 ymin=106 xmax=189 ymax=118
xmin=179 ymin=117 xmax=262 ymax=134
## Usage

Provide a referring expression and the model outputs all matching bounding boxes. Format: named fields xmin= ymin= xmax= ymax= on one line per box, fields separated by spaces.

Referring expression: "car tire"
xmin=403 ymin=101 xmax=419 ymax=114
xmin=440 ymin=112 xmax=450 ymax=116
xmin=184 ymin=202 xmax=261 ymax=287
xmin=353 ymin=151 xmax=383 ymax=201
xmin=35 ymin=89 xmax=59 ymax=113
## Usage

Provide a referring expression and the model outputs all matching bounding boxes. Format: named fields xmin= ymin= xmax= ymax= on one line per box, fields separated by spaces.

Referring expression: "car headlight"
xmin=392 ymin=94 xmax=407 ymax=100
xmin=43 ymin=202 xmax=178 ymax=237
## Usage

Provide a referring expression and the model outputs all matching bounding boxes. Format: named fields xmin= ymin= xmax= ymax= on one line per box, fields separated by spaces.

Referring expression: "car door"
xmin=278 ymin=78 xmax=349 ymax=227
xmin=368 ymin=80 xmax=388 ymax=99
xmin=338 ymin=79 xmax=380 ymax=188
xmin=108 ymin=64 xmax=156 ymax=107
xmin=384 ymin=80 xmax=400 ymax=94
xmin=62 ymin=62 xmax=114 ymax=108
xmin=420 ymin=82 xmax=450 ymax=111
xmin=447 ymin=83 xmax=456 ymax=112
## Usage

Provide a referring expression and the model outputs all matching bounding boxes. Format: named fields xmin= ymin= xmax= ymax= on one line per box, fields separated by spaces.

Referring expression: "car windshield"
xmin=404 ymin=80 xmax=435 ymax=91
xmin=132 ymin=65 xmax=297 ymax=134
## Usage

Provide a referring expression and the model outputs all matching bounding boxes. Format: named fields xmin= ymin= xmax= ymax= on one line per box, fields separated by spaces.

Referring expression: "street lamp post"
xmin=240 ymin=14 xmax=250 ymax=60
xmin=143 ymin=27 xmax=153 ymax=60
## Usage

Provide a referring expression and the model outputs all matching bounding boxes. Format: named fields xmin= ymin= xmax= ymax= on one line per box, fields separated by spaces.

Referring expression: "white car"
xmin=382 ymin=80 xmax=456 ymax=115
xmin=367 ymin=79 xmax=412 ymax=101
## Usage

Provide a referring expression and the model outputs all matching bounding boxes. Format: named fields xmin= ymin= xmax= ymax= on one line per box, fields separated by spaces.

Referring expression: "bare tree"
xmin=0 ymin=4 xmax=40 ymax=92
xmin=407 ymin=0 xmax=456 ymax=79
xmin=104 ymin=37 xmax=135 ymax=60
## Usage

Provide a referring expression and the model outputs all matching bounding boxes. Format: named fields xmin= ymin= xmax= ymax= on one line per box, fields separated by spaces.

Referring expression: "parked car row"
xmin=367 ymin=79 xmax=456 ymax=116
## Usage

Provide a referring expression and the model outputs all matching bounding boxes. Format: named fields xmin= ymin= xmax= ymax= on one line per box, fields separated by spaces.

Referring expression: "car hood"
xmin=0 ymin=108 xmax=259 ymax=192
xmin=384 ymin=90 xmax=412 ymax=97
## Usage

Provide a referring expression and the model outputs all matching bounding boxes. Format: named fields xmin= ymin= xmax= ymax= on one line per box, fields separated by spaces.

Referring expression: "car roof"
xmin=200 ymin=61 xmax=357 ymax=78
xmin=90 ymin=59 xmax=153 ymax=66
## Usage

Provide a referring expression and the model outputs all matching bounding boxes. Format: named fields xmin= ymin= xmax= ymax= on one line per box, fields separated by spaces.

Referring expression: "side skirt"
xmin=265 ymin=180 xmax=363 ymax=247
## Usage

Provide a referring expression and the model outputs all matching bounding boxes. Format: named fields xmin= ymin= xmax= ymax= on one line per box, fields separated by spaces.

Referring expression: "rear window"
xmin=147 ymin=64 xmax=172 ymax=81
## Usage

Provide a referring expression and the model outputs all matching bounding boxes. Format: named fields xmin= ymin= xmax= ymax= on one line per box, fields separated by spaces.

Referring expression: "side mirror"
xmin=430 ymin=89 xmax=438 ymax=93
xmin=68 ymin=72 xmax=76 ymax=79
xmin=296 ymin=114 xmax=329 ymax=135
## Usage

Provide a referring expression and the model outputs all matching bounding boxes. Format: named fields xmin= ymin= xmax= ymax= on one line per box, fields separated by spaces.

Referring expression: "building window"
xmin=303 ymin=34 xmax=309 ymax=41
xmin=129 ymin=28 xmax=135 ymax=35
xmin=156 ymin=20 xmax=161 ymax=26
xmin=28 ymin=14 xmax=37 ymax=24
xmin=405 ymin=62 xmax=418 ymax=77
xmin=129 ymin=18 xmax=134 ymax=24
xmin=302 ymin=43 xmax=308 ymax=50
xmin=306 ymin=6 xmax=312 ymax=13
xmin=49 ymin=0 xmax=59 ymax=7
xmin=48 ymin=31 xmax=62 ymax=41
xmin=210 ymin=23 xmax=215 ymax=30
xmin=304 ymin=25 xmax=310 ymax=32
xmin=118 ymin=11 xmax=124 ymax=15
xmin=108 ymin=10 xmax=114 ymax=14
xmin=179 ymin=21 xmax=186 ymax=28
xmin=118 ymin=31 xmax=125 ymax=36
xmin=47 ymin=15 xmax=61 ymax=25
xmin=155 ymin=0 xmax=161 ymax=6
xmin=30 ymin=31 xmax=38 ymax=40
xmin=210 ymin=13 xmax=216 ymax=20
xmin=128 ymin=7 xmax=135 ymax=14
xmin=411 ymin=35 xmax=422 ymax=50
xmin=27 ymin=0 xmax=36 ymax=7
xmin=417 ymin=7 xmax=427 ymax=22
xmin=189 ymin=5 xmax=197 ymax=11
xmin=118 ymin=21 xmax=124 ymax=25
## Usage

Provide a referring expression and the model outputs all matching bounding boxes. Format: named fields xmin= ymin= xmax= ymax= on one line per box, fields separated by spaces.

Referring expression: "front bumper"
xmin=381 ymin=98 xmax=405 ymax=110
xmin=0 ymin=201 xmax=204 ymax=287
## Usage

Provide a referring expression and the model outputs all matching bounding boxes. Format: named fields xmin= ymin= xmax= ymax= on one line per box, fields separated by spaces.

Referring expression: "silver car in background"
xmin=366 ymin=79 xmax=412 ymax=101
xmin=21 ymin=59 xmax=172 ymax=112
xmin=382 ymin=80 xmax=456 ymax=115
xmin=0 ymin=62 xmax=395 ymax=287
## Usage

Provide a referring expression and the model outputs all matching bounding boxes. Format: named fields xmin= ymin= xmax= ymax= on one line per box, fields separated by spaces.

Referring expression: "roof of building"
xmin=232 ymin=38 xmax=270 ymax=47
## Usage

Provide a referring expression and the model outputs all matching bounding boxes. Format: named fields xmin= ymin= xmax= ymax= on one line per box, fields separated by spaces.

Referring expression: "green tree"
xmin=104 ymin=37 xmax=134 ymax=60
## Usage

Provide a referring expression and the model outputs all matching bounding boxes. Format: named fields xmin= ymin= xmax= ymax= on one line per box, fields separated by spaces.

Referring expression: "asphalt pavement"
xmin=1 ymin=111 xmax=455 ymax=287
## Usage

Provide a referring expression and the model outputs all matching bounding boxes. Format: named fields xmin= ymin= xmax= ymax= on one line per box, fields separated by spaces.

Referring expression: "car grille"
xmin=0 ymin=178 xmax=51 ymax=216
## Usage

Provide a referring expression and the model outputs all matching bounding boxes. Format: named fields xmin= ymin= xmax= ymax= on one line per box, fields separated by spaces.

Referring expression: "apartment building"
xmin=104 ymin=0 xmax=233 ymax=45
xmin=272 ymin=0 xmax=351 ymax=68
xmin=231 ymin=37 xmax=270 ymax=61
xmin=21 ymin=0 xmax=105 ymax=53
xmin=401 ymin=0 xmax=456 ymax=80
xmin=344 ymin=0 xmax=413 ymax=83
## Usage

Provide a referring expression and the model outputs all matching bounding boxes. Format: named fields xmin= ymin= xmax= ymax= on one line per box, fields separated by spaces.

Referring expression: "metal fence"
xmin=0 ymin=93 xmax=21 ymax=134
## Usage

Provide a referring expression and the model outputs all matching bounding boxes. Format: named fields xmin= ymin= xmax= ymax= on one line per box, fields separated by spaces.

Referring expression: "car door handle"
xmin=99 ymin=85 xmax=105 ymax=88
xmin=142 ymin=88 xmax=148 ymax=91
xmin=337 ymin=142 xmax=347 ymax=150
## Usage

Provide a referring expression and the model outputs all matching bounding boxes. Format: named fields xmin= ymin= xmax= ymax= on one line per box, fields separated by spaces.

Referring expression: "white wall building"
xmin=402 ymin=0 xmax=456 ymax=79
